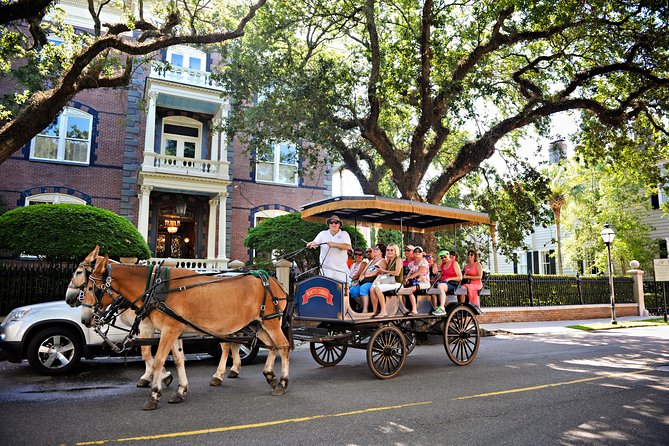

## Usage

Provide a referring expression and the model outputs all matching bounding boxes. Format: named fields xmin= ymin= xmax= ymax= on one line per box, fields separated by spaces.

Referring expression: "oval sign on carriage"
xmin=295 ymin=276 xmax=345 ymax=320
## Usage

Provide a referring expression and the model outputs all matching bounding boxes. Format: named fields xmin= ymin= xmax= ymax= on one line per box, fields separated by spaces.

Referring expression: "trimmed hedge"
xmin=0 ymin=204 xmax=150 ymax=261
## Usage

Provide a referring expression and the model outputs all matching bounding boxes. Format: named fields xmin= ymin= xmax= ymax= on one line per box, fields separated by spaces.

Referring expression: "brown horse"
xmin=65 ymin=253 xmax=242 ymax=388
xmin=75 ymin=247 xmax=291 ymax=410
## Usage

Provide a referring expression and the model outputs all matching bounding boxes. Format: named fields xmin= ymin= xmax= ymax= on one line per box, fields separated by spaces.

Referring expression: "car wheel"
xmin=26 ymin=327 xmax=83 ymax=375
xmin=238 ymin=340 xmax=260 ymax=366
xmin=215 ymin=338 xmax=261 ymax=366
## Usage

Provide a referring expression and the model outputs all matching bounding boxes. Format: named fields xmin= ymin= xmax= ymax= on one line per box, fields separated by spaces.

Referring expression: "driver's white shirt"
xmin=313 ymin=229 xmax=351 ymax=283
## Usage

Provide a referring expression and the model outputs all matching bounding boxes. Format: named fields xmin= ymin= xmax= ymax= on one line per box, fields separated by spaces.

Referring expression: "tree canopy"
xmin=217 ymin=0 xmax=669 ymax=206
xmin=560 ymin=158 xmax=657 ymax=272
xmin=0 ymin=0 xmax=266 ymax=164
xmin=0 ymin=204 xmax=151 ymax=261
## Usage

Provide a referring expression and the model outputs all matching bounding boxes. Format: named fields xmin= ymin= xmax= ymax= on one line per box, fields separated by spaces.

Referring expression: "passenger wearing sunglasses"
xmin=348 ymin=249 xmax=368 ymax=286
xmin=306 ymin=215 xmax=352 ymax=282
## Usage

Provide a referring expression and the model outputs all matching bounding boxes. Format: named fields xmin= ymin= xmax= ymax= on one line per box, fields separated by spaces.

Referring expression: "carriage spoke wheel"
xmin=310 ymin=325 xmax=348 ymax=367
xmin=443 ymin=305 xmax=480 ymax=366
xmin=396 ymin=321 xmax=417 ymax=355
xmin=366 ymin=325 xmax=407 ymax=379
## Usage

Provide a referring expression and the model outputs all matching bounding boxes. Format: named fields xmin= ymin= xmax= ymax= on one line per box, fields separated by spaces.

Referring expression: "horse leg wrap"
xmin=263 ymin=371 xmax=278 ymax=389
xmin=272 ymin=378 xmax=289 ymax=396
xmin=168 ymin=386 xmax=187 ymax=404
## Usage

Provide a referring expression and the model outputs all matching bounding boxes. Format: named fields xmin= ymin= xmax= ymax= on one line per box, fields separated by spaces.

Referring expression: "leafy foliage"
xmin=0 ymin=0 xmax=267 ymax=163
xmin=560 ymin=159 xmax=658 ymax=272
xmin=217 ymin=0 xmax=669 ymax=208
xmin=468 ymin=162 xmax=552 ymax=262
xmin=243 ymin=212 xmax=366 ymax=271
xmin=0 ymin=204 xmax=151 ymax=261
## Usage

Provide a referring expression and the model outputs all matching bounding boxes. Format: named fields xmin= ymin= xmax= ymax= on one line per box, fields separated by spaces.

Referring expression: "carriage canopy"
xmin=300 ymin=195 xmax=490 ymax=233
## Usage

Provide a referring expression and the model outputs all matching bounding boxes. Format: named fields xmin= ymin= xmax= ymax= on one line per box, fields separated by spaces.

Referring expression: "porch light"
xmin=175 ymin=201 xmax=188 ymax=217
xmin=166 ymin=219 xmax=180 ymax=234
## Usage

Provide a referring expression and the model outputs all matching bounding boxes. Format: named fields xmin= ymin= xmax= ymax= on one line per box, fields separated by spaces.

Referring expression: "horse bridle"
xmin=67 ymin=261 xmax=95 ymax=306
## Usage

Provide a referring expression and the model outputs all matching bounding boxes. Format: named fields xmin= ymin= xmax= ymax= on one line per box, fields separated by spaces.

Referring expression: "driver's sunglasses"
xmin=327 ymin=220 xmax=341 ymax=225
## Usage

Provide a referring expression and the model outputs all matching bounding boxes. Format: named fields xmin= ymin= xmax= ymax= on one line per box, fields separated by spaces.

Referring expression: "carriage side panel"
xmin=295 ymin=276 xmax=346 ymax=321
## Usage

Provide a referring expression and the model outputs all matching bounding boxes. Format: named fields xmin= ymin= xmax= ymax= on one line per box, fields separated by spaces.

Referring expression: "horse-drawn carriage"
xmin=293 ymin=195 xmax=491 ymax=379
xmin=67 ymin=195 xmax=490 ymax=409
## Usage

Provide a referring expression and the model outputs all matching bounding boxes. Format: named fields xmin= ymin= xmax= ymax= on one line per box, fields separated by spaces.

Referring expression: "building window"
xmin=25 ymin=193 xmax=86 ymax=205
xmin=255 ymin=143 xmax=298 ymax=185
xmin=252 ymin=209 xmax=289 ymax=258
xmin=162 ymin=116 xmax=202 ymax=159
xmin=516 ymin=252 xmax=528 ymax=274
xmin=166 ymin=46 xmax=206 ymax=72
xmin=30 ymin=107 xmax=92 ymax=164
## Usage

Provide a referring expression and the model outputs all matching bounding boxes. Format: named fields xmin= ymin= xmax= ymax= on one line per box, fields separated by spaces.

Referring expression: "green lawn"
xmin=568 ymin=318 xmax=669 ymax=331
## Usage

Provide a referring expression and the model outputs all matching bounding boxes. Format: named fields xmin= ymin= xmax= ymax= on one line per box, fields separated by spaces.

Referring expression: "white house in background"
xmin=490 ymin=140 xmax=669 ymax=275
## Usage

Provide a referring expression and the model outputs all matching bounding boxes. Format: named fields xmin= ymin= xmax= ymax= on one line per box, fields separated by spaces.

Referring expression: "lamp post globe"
xmin=600 ymin=223 xmax=617 ymax=324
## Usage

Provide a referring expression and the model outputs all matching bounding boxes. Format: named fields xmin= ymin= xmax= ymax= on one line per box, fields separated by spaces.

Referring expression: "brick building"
xmin=0 ymin=1 xmax=331 ymax=267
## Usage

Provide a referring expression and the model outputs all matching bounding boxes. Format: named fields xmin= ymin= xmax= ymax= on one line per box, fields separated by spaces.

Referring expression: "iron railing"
xmin=0 ymin=262 xmax=76 ymax=316
xmin=0 ymin=261 xmax=640 ymax=315
xmin=484 ymin=273 xmax=635 ymax=308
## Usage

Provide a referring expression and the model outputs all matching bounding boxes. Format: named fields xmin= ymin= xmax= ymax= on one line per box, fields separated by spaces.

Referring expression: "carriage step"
xmin=293 ymin=327 xmax=352 ymax=343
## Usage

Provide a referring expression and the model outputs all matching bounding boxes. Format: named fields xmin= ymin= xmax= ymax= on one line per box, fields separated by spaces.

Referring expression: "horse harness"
xmin=87 ymin=262 xmax=287 ymax=345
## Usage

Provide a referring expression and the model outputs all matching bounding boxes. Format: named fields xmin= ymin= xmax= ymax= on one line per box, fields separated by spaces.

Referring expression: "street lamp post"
xmin=600 ymin=223 xmax=617 ymax=324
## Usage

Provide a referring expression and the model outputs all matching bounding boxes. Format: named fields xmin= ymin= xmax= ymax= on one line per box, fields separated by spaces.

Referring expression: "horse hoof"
xmin=272 ymin=385 xmax=286 ymax=396
xmin=143 ymin=398 xmax=159 ymax=411
xmin=228 ymin=370 xmax=239 ymax=379
xmin=168 ymin=391 xmax=186 ymax=404
xmin=162 ymin=374 xmax=173 ymax=387
xmin=210 ymin=377 xmax=222 ymax=387
xmin=137 ymin=378 xmax=151 ymax=388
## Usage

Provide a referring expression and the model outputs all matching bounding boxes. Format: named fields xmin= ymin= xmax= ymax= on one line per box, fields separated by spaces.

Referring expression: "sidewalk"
xmin=479 ymin=315 xmax=654 ymax=335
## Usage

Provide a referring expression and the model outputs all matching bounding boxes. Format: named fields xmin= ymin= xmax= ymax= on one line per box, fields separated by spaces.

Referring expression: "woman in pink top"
xmin=397 ymin=246 xmax=430 ymax=315
xmin=462 ymin=249 xmax=483 ymax=306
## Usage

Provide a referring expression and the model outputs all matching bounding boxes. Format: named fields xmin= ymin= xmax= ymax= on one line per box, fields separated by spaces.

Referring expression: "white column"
xmin=137 ymin=185 xmax=153 ymax=241
xmin=143 ymin=91 xmax=158 ymax=161
xmin=210 ymin=108 xmax=221 ymax=162
xmin=207 ymin=196 xmax=219 ymax=259
xmin=217 ymin=191 xmax=228 ymax=260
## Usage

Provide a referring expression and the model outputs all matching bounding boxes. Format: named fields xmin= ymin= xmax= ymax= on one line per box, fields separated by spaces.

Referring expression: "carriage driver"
xmin=307 ymin=215 xmax=352 ymax=283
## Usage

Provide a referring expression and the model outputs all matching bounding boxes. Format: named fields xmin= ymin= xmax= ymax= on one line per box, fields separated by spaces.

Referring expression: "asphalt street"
xmin=0 ymin=324 xmax=667 ymax=446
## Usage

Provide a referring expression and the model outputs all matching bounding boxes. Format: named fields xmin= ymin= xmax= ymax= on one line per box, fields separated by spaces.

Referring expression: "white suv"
xmin=0 ymin=300 xmax=259 ymax=375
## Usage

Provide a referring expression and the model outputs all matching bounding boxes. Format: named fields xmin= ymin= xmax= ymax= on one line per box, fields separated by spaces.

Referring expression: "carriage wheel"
xmin=310 ymin=326 xmax=348 ymax=367
xmin=396 ymin=321 xmax=417 ymax=355
xmin=366 ymin=325 xmax=407 ymax=379
xmin=443 ymin=305 xmax=480 ymax=366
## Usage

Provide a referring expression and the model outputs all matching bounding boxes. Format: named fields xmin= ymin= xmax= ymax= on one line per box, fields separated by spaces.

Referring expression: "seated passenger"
xmin=349 ymin=244 xmax=387 ymax=313
xmin=462 ymin=249 xmax=483 ymax=307
xmin=397 ymin=246 xmax=430 ymax=315
xmin=431 ymin=249 xmax=463 ymax=315
xmin=369 ymin=243 xmax=403 ymax=318
xmin=348 ymin=248 xmax=368 ymax=286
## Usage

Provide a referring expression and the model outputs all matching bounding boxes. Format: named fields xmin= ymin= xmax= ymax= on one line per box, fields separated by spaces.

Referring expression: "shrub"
xmin=244 ymin=212 xmax=366 ymax=270
xmin=0 ymin=204 xmax=151 ymax=262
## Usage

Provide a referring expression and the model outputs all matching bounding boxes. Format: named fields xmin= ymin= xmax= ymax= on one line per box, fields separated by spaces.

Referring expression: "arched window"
xmin=25 ymin=193 xmax=87 ymax=205
xmin=162 ymin=116 xmax=202 ymax=159
xmin=30 ymin=107 xmax=93 ymax=164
